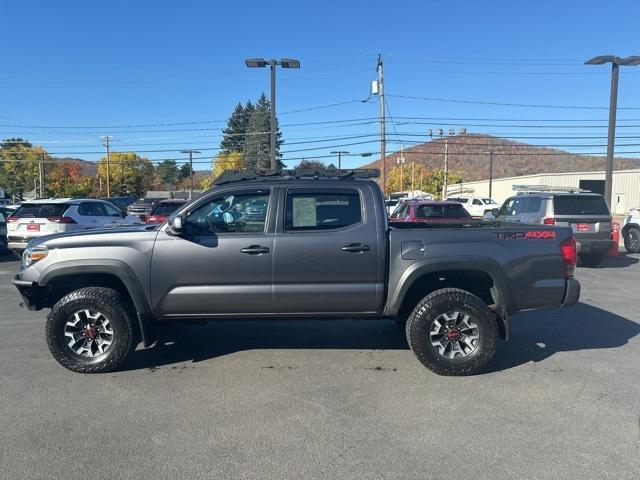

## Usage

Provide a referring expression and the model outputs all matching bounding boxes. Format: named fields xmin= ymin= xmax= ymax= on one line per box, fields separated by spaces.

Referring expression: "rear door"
xmin=552 ymin=194 xmax=611 ymax=242
xmin=498 ymin=197 xmax=527 ymax=224
xmin=272 ymin=186 xmax=382 ymax=313
xmin=77 ymin=201 xmax=114 ymax=228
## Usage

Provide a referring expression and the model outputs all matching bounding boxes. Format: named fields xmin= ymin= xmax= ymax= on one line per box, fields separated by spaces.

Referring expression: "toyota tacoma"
xmin=12 ymin=169 xmax=580 ymax=375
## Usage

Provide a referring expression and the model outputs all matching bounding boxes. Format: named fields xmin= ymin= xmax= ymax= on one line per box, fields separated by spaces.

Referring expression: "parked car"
xmin=0 ymin=212 xmax=7 ymax=250
xmin=100 ymin=196 xmax=137 ymax=212
xmin=6 ymin=198 xmax=142 ymax=255
xmin=127 ymin=197 xmax=166 ymax=221
xmin=497 ymin=191 xmax=613 ymax=266
xmin=12 ymin=169 xmax=579 ymax=376
xmin=447 ymin=196 xmax=500 ymax=217
xmin=144 ymin=199 xmax=187 ymax=224
xmin=622 ymin=210 xmax=640 ymax=253
xmin=389 ymin=200 xmax=472 ymax=223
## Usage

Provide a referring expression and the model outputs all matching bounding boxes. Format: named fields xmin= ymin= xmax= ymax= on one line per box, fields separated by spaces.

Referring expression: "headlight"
xmin=22 ymin=246 xmax=48 ymax=267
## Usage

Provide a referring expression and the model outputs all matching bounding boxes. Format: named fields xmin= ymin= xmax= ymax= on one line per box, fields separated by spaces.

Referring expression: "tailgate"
xmin=554 ymin=215 xmax=611 ymax=241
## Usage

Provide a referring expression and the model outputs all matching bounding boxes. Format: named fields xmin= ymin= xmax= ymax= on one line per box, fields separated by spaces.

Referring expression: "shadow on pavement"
xmin=125 ymin=319 xmax=410 ymax=371
xmin=580 ymin=254 xmax=639 ymax=269
xmin=124 ymin=302 xmax=639 ymax=373
xmin=487 ymin=302 xmax=640 ymax=372
xmin=0 ymin=252 xmax=18 ymax=264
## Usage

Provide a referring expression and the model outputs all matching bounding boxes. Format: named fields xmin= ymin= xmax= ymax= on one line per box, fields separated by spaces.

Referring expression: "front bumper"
xmin=562 ymin=278 xmax=581 ymax=307
xmin=12 ymin=271 xmax=47 ymax=310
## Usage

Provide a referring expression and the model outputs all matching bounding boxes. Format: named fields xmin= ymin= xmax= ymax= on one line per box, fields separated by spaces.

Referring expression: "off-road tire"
xmin=579 ymin=251 xmax=607 ymax=267
xmin=623 ymin=227 xmax=640 ymax=254
xmin=406 ymin=288 xmax=497 ymax=376
xmin=46 ymin=287 xmax=136 ymax=373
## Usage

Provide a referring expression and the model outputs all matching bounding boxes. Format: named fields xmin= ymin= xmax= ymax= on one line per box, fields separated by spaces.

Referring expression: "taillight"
xmin=543 ymin=217 xmax=555 ymax=225
xmin=7 ymin=217 xmax=18 ymax=223
xmin=560 ymin=237 xmax=577 ymax=278
xmin=47 ymin=216 xmax=76 ymax=224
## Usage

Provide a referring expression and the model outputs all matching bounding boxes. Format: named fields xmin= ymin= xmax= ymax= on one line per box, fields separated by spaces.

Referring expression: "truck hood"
xmin=26 ymin=224 xmax=159 ymax=249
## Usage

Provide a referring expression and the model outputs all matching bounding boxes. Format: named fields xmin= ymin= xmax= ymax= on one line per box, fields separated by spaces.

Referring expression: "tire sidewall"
xmin=407 ymin=289 xmax=497 ymax=375
xmin=46 ymin=288 xmax=134 ymax=373
xmin=624 ymin=228 xmax=640 ymax=253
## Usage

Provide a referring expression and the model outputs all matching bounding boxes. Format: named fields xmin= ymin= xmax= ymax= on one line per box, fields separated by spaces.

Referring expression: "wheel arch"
xmin=385 ymin=258 xmax=512 ymax=339
xmin=38 ymin=260 xmax=155 ymax=346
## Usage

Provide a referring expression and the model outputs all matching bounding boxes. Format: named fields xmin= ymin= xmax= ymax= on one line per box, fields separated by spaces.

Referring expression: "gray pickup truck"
xmin=12 ymin=169 xmax=580 ymax=376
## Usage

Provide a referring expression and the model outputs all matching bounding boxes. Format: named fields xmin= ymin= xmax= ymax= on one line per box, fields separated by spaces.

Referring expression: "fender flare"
xmin=38 ymin=259 xmax=155 ymax=347
xmin=621 ymin=222 xmax=639 ymax=235
xmin=385 ymin=256 xmax=513 ymax=338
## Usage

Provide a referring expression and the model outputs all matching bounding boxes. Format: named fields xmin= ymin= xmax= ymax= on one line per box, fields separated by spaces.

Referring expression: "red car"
xmin=389 ymin=200 xmax=472 ymax=223
xmin=144 ymin=199 xmax=187 ymax=224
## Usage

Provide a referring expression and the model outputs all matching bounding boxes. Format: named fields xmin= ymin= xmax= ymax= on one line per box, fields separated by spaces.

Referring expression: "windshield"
xmin=10 ymin=203 xmax=69 ymax=219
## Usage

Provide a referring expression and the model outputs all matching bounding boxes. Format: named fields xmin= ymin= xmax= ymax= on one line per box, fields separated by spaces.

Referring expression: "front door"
xmin=272 ymin=186 xmax=382 ymax=314
xmin=150 ymin=188 xmax=275 ymax=316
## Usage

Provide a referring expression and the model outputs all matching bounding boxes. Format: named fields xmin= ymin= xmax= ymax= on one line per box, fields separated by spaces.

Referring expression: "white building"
xmin=452 ymin=169 xmax=640 ymax=215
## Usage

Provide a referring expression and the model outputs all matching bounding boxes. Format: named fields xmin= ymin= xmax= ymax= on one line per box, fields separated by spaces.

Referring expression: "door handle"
xmin=341 ymin=243 xmax=371 ymax=253
xmin=240 ymin=245 xmax=270 ymax=255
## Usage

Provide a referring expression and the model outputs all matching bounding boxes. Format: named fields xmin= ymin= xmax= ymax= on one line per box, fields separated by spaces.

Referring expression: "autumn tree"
xmin=385 ymin=165 xmax=461 ymax=199
xmin=201 ymin=151 xmax=246 ymax=189
xmin=47 ymin=161 xmax=94 ymax=197
xmin=96 ymin=152 xmax=154 ymax=198
xmin=0 ymin=138 xmax=45 ymax=199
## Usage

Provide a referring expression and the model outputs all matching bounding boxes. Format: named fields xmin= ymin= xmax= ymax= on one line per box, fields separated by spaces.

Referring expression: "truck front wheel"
xmin=406 ymin=288 xmax=497 ymax=376
xmin=46 ymin=287 xmax=137 ymax=373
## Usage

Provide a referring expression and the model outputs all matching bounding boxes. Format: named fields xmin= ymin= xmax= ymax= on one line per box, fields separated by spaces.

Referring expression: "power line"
xmin=387 ymin=94 xmax=640 ymax=110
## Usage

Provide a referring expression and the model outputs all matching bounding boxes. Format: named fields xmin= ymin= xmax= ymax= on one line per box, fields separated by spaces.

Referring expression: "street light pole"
xmin=245 ymin=58 xmax=301 ymax=170
xmin=585 ymin=55 xmax=640 ymax=206
xmin=489 ymin=150 xmax=494 ymax=198
xmin=181 ymin=149 xmax=201 ymax=199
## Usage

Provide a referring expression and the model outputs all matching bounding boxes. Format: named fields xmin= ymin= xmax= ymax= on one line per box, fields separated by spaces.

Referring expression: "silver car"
xmin=497 ymin=192 xmax=613 ymax=267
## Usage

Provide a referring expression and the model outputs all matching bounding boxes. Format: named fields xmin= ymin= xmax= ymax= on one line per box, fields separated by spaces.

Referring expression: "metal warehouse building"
xmin=454 ymin=169 xmax=640 ymax=215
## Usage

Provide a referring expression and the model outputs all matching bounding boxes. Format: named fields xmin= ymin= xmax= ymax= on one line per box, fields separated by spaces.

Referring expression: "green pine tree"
xmin=220 ymin=101 xmax=254 ymax=153
xmin=242 ymin=94 xmax=283 ymax=169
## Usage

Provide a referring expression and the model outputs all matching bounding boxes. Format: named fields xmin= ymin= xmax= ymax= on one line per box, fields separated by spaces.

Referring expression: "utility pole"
xmin=489 ymin=150 xmax=494 ymax=198
xmin=411 ymin=158 xmax=415 ymax=193
xmin=39 ymin=152 xmax=45 ymax=198
xmin=396 ymin=145 xmax=405 ymax=192
xmin=377 ymin=54 xmax=386 ymax=195
xmin=100 ymin=136 xmax=113 ymax=197
xmin=442 ymin=138 xmax=449 ymax=200
xmin=330 ymin=150 xmax=349 ymax=169
xmin=181 ymin=150 xmax=201 ymax=199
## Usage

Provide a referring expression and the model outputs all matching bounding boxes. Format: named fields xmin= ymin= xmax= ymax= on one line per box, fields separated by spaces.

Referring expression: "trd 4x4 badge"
xmin=494 ymin=231 xmax=557 ymax=240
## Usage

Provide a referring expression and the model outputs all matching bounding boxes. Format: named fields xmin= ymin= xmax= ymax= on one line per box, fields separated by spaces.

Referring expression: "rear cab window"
xmin=151 ymin=203 xmax=183 ymax=216
xmin=285 ymin=189 xmax=362 ymax=231
xmin=10 ymin=203 xmax=70 ymax=219
xmin=553 ymin=195 xmax=610 ymax=216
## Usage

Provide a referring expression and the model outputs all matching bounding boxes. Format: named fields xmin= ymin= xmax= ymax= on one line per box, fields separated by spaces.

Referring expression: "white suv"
xmin=622 ymin=209 xmax=640 ymax=253
xmin=447 ymin=196 xmax=500 ymax=217
xmin=7 ymin=198 xmax=142 ymax=254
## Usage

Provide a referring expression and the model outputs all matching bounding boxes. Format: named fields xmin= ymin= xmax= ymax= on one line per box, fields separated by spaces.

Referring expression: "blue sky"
xmin=1 ymin=0 xmax=639 ymax=170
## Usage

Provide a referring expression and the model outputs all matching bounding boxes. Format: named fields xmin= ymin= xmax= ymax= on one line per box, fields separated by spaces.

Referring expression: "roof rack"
xmin=213 ymin=168 xmax=380 ymax=186
xmin=512 ymin=184 xmax=590 ymax=194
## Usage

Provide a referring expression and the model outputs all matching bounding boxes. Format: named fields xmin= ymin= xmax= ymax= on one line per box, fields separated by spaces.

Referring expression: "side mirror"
xmin=167 ymin=215 xmax=184 ymax=235
xmin=121 ymin=210 xmax=127 ymax=218
xmin=483 ymin=211 xmax=496 ymax=221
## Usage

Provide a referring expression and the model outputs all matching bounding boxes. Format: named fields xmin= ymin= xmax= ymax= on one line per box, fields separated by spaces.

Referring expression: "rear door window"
xmin=553 ymin=195 xmax=610 ymax=215
xmin=78 ymin=202 xmax=108 ymax=217
xmin=416 ymin=204 xmax=469 ymax=219
xmin=285 ymin=189 xmax=361 ymax=231
xmin=10 ymin=203 xmax=69 ymax=219
xmin=524 ymin=197 xmax=542 ymax=213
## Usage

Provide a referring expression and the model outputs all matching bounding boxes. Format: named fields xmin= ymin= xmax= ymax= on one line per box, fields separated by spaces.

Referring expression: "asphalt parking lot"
xmin=0 ymin=251 xmax=639 ymax=480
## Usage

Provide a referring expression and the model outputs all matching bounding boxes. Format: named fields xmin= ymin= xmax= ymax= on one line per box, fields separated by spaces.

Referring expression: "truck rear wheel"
xmin=46 ymin=287 xmax=137 ymax=373
xmin=406 ymin=288 xmax=497 ymax=376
